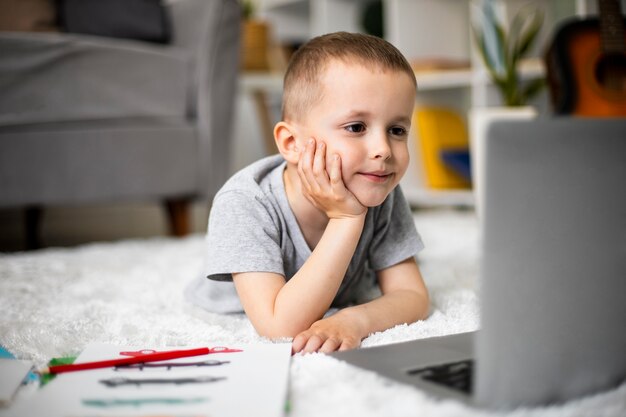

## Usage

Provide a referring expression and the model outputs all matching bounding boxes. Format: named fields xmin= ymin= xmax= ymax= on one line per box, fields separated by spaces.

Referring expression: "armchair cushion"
xmin=0 ymin=32 xmax=189 ymax=127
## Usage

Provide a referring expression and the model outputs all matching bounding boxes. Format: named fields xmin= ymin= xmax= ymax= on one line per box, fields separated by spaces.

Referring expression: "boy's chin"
xmin=353 ymin=190 xmax=392 ymax=208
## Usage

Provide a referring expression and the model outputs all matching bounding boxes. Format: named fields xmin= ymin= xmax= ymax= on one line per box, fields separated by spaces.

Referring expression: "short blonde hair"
xmin=282 ymin=32 xmax=417 ymax=122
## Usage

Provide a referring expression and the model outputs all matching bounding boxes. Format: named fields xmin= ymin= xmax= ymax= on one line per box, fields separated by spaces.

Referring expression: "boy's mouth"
xmin=358 ymin=171 xmax=393 ymax=183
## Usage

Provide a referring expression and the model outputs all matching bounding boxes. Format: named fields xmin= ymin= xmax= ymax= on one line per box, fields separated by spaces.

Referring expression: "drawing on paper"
xmin=114 ymin=360 xmax=230 ymax=371
xmin=28 ymin=343 xmax=292 ymax=417
xmin=100 ymin=376 xmax=227 ymax=387
xmin=83 ymin=397 xmax=210 ymax=408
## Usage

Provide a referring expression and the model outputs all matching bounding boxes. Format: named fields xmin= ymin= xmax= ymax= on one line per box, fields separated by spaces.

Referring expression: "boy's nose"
xmin=369 ymin=132 xmax=392 ymax=160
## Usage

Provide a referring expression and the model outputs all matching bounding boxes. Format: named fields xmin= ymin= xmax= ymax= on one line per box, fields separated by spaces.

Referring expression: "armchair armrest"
xmin=168 ymin=0 xmax=241 ymax=199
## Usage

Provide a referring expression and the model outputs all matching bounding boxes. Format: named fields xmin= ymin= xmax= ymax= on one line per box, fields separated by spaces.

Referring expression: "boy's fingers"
xmin=299 ymin=139 xmax=314 ymax=172
xmin=302 ymin=139 xmax=322 ymax=193
xmin=330 ymin=154 xmax=353 ymax=202
xmin=312 ymin=141 xmax=326 ymax=178
xmin=329 ymin=154 xmax=343 ymax=188
xmin=302 ymin=334 xmax=324 ymax=353
xmin=291 ymin=333 xmax=308 ymax=354
xmin=308 ymin=140 xmax=330 ymax=192
xmin=297 ymin=140 xmax=315 ymax=192
xmin=338 ymin=337 xmax=360 ymax=351
xmin=319 ymin=337 xmax=341 ymax=353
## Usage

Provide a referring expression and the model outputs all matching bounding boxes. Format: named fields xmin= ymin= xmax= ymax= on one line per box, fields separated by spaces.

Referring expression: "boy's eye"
xmin=345 ymin=123 xmax=366 ymax=134
xmin=389 ymin=126 xmax=408 ymax=137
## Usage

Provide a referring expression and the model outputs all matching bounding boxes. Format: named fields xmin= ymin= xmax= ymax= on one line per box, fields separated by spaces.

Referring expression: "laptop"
xmin=331 ymin=118 xmax=626 ymax=409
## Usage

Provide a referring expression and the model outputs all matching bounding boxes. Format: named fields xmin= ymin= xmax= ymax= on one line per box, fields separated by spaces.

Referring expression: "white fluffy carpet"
xmin=1 ymin=208 xmax=624 ymax=416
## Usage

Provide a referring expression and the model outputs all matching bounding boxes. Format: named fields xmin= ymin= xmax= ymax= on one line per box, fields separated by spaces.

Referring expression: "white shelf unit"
xmin=250 ymin=0 xmax=597 ymax=207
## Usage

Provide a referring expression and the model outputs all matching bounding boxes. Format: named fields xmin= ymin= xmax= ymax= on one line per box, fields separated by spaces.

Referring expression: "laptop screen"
xmin=476 ymin=117 xmax=626 ymax=408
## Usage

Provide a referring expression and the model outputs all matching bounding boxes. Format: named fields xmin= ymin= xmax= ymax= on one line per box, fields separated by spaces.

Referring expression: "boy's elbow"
xmin=415 ymin=289 xmax=430 ymax=321
xmin=405 ymin=288 xmax=429 ymax=322
xmin=252 ymin=319 xmax=308 ymax=340
xmin=256 ymin=327 xmax=296 ymax=340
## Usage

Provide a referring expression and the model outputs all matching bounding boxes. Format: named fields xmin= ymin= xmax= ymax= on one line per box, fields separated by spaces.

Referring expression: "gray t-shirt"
xmin=185 ymin=154 xmax=424 ymax=314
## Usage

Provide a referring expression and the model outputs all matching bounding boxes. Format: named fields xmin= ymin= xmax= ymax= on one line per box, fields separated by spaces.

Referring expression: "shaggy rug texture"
xmin=0 ymin=208 xmax=624 ymax=416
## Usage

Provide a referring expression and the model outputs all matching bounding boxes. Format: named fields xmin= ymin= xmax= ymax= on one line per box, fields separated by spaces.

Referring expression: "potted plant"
xmin=469 ymin=1 xmax=545 ymax=217
xmin=241 ymin=0 xmax=270 ymax=71
xmin=472 ymin=0 xmax=545 ymax=107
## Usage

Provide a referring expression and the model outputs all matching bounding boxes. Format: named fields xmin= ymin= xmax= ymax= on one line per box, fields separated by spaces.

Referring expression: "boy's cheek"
xmin=290 ymin=123 xmax=313 ymax=151
xmin=326 ymin=142 xmax=352 ymax=164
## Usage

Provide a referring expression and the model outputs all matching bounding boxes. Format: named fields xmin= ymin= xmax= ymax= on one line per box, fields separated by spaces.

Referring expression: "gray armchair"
xmin=0 ymin=0 xmax=241 ymax=248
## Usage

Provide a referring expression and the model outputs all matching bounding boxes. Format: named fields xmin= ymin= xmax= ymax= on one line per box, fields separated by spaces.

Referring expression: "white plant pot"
xmin=469 ymin=106 xmax=537 ymax=220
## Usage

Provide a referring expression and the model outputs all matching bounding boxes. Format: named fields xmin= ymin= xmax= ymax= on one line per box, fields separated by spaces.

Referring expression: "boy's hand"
xmin=298 ymin=138 xmax=366 ymax=219
xmin=291 ymin=309 xmax=366 ymax=354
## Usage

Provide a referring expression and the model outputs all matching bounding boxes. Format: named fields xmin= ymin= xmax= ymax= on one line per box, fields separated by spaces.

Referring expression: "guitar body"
xmin=546 ymin=18 xmax=626 ymax=116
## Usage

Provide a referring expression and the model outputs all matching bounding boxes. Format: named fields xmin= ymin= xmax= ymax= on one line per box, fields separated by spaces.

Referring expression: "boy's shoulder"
xmin=214 ymin=154 xmax=286 ymax=203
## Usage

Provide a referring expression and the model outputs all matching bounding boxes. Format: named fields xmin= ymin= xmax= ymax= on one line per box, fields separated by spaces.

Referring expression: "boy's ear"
xmin=274 ymin=121 xmax=301 ymax=164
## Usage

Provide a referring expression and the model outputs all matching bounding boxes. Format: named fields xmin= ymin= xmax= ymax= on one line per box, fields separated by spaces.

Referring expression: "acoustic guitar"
xmin=545 ymin=0 xmax=626 ymax=116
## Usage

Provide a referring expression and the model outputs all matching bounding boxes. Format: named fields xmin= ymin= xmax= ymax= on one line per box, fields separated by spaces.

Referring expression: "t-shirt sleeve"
xmin=368 ymin=186 xmax=424 ymax=271
xmin=204 ymin=190 xmax=284 ymax=281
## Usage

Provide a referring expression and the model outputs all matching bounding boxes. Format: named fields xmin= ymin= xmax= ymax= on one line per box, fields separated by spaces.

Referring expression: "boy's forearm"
xmin=340 ymin=289 xmax=430 ymax=340
xmin=270 ymin=214 xmax=366 ymax=335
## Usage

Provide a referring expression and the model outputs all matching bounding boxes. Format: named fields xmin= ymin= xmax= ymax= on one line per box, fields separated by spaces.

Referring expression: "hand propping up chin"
xmin=297 ymin=138 xmax=366 ymax=219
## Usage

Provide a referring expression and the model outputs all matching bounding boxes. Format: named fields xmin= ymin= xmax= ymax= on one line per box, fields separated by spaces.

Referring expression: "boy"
xmin=186 ymin=32 xmax=429 ymax=353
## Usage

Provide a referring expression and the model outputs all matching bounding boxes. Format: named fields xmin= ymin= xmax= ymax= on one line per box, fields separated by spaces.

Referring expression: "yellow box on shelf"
xmin=413 ymin=107 xmax=472 ymax=190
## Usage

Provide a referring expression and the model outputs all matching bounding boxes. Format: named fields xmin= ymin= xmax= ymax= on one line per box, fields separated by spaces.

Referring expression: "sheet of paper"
xmin=9 ymin=342 xmax=291 ymax=417
xmin=0 ymin=359 xmax=33 ymax=406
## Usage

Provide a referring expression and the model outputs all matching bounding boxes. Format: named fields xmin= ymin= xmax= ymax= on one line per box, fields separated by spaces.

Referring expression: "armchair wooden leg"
xmin=165 ymin=198 xmax=191 ymax=237
xmin=24 ymin=205 xmax=43 ymax=250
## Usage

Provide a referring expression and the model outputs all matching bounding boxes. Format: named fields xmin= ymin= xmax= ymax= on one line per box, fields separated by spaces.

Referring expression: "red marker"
xmin=43 ymin=346 xmax=243 ymax=375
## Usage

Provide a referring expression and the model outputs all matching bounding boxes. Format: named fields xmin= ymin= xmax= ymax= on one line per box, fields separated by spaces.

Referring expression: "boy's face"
xmin=294 ymin=60 xmax=416 ymax=207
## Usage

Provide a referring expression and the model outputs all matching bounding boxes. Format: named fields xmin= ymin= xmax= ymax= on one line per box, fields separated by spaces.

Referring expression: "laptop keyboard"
xmin=407 ymin=360 xmax=474 ymax=394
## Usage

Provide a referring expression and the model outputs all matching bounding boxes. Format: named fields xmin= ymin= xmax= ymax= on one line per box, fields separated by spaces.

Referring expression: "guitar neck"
xmin=598 ymin=0 xmax=625 ymax=54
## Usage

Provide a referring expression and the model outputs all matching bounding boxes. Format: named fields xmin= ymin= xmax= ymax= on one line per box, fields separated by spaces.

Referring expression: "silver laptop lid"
xmin=476 ymin=118 xmax=626 ymax=408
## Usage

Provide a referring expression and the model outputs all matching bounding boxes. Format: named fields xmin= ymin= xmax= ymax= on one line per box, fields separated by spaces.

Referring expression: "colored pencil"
xmin=43 ymin=347 xmax=211 ymax=375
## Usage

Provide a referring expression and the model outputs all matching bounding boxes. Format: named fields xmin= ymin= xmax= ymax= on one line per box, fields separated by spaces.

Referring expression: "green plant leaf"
xmin=494 ymin=20 xmax=508 ymax=71
xmin=508 ymin=8 xmax=527 ymax=68
xmin=472 ymin=25 xmax=500 ymax=78
xmin=522 ymin=78 xmax=546 ymax=103
xmin=241 ymin=0 xmax=255 ymax=20
xmin=472 ymin=0 xmax=544 ymax=106
xmin=477 ymin=0 xmax=506 ymax=76
xmin=508 ymin=9 xmax=525 ymax=50
xmin=515 ymin=9 xmax=543 ymax=61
